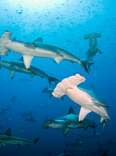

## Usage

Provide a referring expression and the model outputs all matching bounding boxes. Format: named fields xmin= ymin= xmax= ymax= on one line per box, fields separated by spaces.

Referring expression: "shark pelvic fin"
xmin=54 ymin=56 xmax=63 ymax=64
xmin=23 ymin=55 xmax=33 ymax=69
xmin=81 ymin=60 xmax=94 ymax=73
xmin=63 ymin=126 xmax=70 ymax=136
xmin=79 ymin=107 xmax=91 ymax=121
xmin=4 ymin=128 xmax=12 ymax=136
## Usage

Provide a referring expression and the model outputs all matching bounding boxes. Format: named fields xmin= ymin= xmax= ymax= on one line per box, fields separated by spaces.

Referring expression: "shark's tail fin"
xmin=100 ymin=117 xmax=110 ymax=128
xmin=0 ymin=32 xmax=11 ymax=56
xmin=81 ymin=60 xmax=94 ymax=73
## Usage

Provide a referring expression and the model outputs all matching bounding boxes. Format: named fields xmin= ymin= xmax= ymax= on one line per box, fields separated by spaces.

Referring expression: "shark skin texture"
xmin=52 ymin=74 xmax=110 ymax=125
xmin=0 ymin=32 xmax=92 ymax=73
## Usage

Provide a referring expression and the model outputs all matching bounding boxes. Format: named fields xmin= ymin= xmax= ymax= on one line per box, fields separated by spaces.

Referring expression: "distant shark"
xmin=0 ymin=32 xmax=92 ymax=73
xmin=52 ymin=74 xmax=110 ymax=126
xmin=22 ymin=111 xmax=37 ymax=123
xmin=84 ymin=33 xmax=102 ymax=61
xmin=43 ymin=107 xmax=97 ymax=135
xmin=0 ymin=128 xmax=39 ymax=146
xmin=0 ymin=60 xmax=58 ymax=84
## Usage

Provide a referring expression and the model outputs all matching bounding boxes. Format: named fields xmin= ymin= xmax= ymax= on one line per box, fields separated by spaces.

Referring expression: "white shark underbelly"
xmin=66 ymin=87 xmax=109 ymax=121
xmin=52 ymin=74 xmax=110 ymax=123
xmin=66 ymin=87 xmax=92 ymax=107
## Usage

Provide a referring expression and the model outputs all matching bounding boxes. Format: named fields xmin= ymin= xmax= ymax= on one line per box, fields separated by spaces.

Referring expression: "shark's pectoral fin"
xmin=54 ymin=56 xmax=63 ymax=64
xmin=9 ymin=70 xmax=15 ymax=79
xmin=63 ymin=126 xmax=70 ymax=136
xmin=79 ymin=107 xmax=91 ymax=122
xmin=23 ymin=55 xmax=33 ymax=69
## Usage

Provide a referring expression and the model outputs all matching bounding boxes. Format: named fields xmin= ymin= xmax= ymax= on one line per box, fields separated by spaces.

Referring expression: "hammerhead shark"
xmin=0 ymin=32 xmax=92 ymax=73
xmin=52 ymin=74 xmax=110 ymax=126
xmin=84 ymin=33 xmax=102 ymax=61
xmin=0 ymin=60 xmax=58 ymax=84
xmin=0 ymin=128 xmax=39 ymax=146
xmin=43 ymin=107 xmax=97 ymax=135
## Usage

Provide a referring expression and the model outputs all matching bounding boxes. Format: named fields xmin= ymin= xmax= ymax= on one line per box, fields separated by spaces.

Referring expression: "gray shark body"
xmin=0 ymin=60 xmax=58 ymax=84
xmin=84 ymin=33 xmax=102 ymax=60
xmin=0 ymin=128 xmax=39 ymax=146
xmin=0 ymin=135 xmax=34 ymax=145
xmin=0 ymin=32 xmax=92 ymax=73
xmin=43 ymin=107 xmax=96 ymax=135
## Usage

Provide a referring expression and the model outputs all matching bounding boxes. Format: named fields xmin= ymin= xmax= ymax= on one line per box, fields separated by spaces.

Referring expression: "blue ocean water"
xmin=0 ymin=0 xmax=116 ymax=156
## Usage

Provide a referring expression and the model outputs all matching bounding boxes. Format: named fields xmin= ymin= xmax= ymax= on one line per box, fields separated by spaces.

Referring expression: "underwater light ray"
xmin=7 ymin=0 xmax=64 ymax=9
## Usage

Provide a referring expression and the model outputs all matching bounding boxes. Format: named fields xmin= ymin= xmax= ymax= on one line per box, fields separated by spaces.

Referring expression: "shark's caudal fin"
xmin=81 ymin=60 xmax=94 ymax=73
xmin=63 ymin=126 xmax=70 ymax=136
xmin=100 ymin=117 xmax=110 ymax=128
xmin=0 ymin=32 xmax=11 ymax=55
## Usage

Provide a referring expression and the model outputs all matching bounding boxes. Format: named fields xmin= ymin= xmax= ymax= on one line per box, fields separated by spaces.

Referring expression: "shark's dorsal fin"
xmin=4 ymin=128 xmax=12 ymax=136
xmin=34 ymin=37 xmax=43 ymax=43
xmin=67 ymin=106 xmax=75 ymax=114
xmin=32 ymin=37 xmax=43 ymax=46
